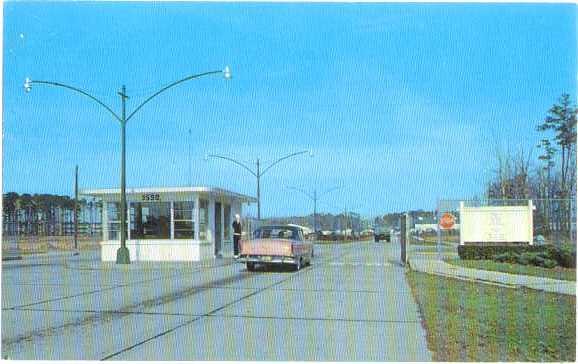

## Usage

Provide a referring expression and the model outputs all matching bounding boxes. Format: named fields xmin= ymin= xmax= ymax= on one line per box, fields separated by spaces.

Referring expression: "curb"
xmin=2 ymin=256 xmax=23 ymax=261
xmin=3 ymin=249 xmax=93 ymax=261
xmin=409 ymin=258 xmax=576 ymax=295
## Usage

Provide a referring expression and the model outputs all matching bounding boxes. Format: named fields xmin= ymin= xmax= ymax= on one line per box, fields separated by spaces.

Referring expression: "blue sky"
xmin=3 ymin=2 xmax=576 ymax=218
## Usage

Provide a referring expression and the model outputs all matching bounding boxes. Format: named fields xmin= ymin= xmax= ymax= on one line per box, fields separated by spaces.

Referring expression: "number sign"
xmin=142 ymin=193 xmax=160 ymax=201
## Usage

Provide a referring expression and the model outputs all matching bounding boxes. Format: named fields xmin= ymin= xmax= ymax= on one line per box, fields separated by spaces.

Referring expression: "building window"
xmin=107 ymin=202 xmax=126 ymax=240
xmin=199 ymin=199 xmax=208 ymax=240
xmin=130 ymin=202 xmax=170 ymax=239
xmin=174 ymin=201 xmax=194 ymax=239
xmin=224 ymin=204 xmax=231 ymax=241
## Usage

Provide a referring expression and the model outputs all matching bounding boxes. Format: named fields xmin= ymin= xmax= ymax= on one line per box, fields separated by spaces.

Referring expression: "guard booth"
xmin=80 ymin=187 xmax=256 ymax=262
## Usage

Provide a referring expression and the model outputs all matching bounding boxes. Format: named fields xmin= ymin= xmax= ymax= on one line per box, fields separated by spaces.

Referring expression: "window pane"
xmin=224 ymin=204 xmax=231 ymax=239
xmin=108 ymin=222 xmax=119 ymax=240
xmin=174 ymin=221 xmax=194 ymax=239
xmin=174 ymin=201 xmax=194 ymax=211
xmin=107 ymin=203 xmax=127 ymax=240
xmin=175 ymin=202 xmax=194 ymax=219
xmin=199 ymin=200 xmax=208 ymax=240
xmin=130 ymin=202 xmax=170 ymax=239
xmin=174 ymin=209 xmax=193 ymax=220
xmin=107 ymin=202 xmax=120 ymax=221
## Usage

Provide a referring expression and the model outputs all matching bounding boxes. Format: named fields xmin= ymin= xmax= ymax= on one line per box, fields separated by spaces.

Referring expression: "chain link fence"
xmin=405 ymin=198 xmax=576 ymax=361
xmin=403 ymin=198 xmax=576 ymax=261
xmin=2 ymin=203 xmax=103 ymax=257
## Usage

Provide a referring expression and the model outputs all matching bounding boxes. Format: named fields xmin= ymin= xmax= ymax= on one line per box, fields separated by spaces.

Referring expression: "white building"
xmin=413 ymin=223 xmax=439 ymax=234
xmin=81 ymin=186 xmax=256 ymax=262
xmin=414 ymin=222 xmax=461 ymax=234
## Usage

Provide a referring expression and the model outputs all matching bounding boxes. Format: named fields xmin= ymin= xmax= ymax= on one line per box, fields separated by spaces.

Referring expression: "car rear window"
xmin=253 ymin=227 xmax=301 ymax=240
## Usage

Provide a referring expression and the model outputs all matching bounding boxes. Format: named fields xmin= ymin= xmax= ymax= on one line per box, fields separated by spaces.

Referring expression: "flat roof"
xmin=80 ymin=186 xmax=257 ymax=203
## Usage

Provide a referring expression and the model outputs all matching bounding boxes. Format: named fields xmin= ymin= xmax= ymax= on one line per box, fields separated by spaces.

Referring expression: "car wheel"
xmin=294 ymin=258 xmax=302 ymax=271
xmin=246 ymin=262 xmax=256 ymax=272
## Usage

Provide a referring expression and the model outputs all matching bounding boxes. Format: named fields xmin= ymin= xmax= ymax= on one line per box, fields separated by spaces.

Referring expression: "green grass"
xmin=447 ymin=259 xmax=576 ymax=281
xmin=418 ymin=234 xmax=460 ymax=244
xmin=410 ymin=239 xmax=438 ymax=246
xmin=406 ymin=270 xmax=576 ymax=362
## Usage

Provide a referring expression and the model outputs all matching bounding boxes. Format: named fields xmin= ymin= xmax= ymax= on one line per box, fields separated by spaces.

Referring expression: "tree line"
xmin=3 ymin=192 xmax=101 ymax=236
xmin=263 ymin=212 xmax=364 ymax=233
xmin=486 ymin=93 xmax=576 ymax=238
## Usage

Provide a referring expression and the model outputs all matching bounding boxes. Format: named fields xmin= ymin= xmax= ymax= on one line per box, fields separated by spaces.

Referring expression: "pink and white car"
xmin=239 ymin=225 xmax=314 ymax=271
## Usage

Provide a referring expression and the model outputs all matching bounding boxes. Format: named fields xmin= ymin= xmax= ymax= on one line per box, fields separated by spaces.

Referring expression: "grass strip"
xmin=406 ymin=270 xmax=576 ymax=361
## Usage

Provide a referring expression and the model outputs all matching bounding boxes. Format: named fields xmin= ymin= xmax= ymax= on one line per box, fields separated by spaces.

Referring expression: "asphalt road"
xmin=1 ymin=242 xmax=431 ymax=361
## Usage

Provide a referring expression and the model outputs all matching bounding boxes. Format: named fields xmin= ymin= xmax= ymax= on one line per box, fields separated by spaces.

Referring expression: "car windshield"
xmin=253 ymin=226 xmax=302 ymax=241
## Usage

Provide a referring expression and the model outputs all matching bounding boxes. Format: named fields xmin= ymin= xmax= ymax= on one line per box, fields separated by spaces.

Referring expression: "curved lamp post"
xmin=205 ymin=150 xmax=313 ymax=220
xmin=286 ymin=185 xmax=343 ymax=233
xmin=25 ymin=66 xmax=232 ymax=264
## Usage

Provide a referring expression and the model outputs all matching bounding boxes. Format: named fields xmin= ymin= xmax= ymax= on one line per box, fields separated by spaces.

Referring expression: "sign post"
xmin=400 ymin=213 xmax=410 ymax=265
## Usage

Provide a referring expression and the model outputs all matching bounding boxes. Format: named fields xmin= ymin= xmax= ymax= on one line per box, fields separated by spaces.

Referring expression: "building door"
xmin=215 ymin=202 xmax=222 ymax=257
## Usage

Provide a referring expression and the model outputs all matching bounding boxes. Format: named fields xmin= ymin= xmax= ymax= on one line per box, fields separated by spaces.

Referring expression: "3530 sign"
xmin=141 ymin=193 xmax=160 ymax=201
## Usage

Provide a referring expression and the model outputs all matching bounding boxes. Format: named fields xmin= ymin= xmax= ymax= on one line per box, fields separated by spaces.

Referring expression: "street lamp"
xmin=286 ymin=185 xmax=343 ymax=233
xmin=206 ymin=150 xmax=313 ymax=220
xmin=25 ymin=67 xmax=231 ymax=264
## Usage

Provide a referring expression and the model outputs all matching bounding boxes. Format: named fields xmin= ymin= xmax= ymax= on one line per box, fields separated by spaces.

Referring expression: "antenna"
xmin=188 ymin=128 xmax=192 ymax=187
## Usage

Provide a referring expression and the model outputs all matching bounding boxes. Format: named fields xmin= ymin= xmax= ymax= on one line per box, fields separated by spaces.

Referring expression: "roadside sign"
xmin=439 ymin=213 xmax=455 ymax=230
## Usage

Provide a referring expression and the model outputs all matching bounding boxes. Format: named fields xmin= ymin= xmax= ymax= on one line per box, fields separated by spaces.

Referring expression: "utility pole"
xmin=207 ymin=151 xmax=311 ymax=223
xmin=256 ymin=158 xmax=261 ymax=220
xmin=313 ymin=189 xmax=317 ymax=232
xmin=116 ymin=85 xmax=130 ymax=264
xmin=25 ymin=68 xmax=230 ymax=265
xmin=343 ymin=205 xmax=347 ymax=241
xmin=74 ymin=165 xmax=78 ymax=251
xmin=285 ymin=185 xmax=343 ymax=236
xmin=188 ymin=129 xmax=192 ymax=186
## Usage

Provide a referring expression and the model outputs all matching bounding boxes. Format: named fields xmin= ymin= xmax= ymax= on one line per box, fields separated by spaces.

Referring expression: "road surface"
xmin=2 ymin=242 xmax=431 ymax=361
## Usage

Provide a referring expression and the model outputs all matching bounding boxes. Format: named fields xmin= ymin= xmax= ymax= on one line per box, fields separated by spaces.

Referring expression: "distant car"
xmin=239 ymin=225 xmax=313 ymax=271
xmin=374 ymin=229 xmax=391 ymax=243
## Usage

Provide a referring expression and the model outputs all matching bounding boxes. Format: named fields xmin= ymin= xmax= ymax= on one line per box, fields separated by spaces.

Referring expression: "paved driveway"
xmin=2 ymin=242 xmax=431 ymax=361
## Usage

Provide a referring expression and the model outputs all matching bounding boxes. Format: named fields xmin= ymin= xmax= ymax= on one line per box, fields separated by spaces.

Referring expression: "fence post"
xmin=437 ymin=200 xmax=442 ymax=258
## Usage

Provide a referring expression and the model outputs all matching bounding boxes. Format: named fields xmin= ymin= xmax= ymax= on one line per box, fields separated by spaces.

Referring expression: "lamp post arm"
xmin=318 ymin=185 xmax=345 ymax=199
xmin=260 ymin=150 xmax=309 ymax=176
xmin=206 ymin=154 xmax=257 ymax=177
xmin=126 ymin=70 xmax=222 ymax=122
xmin=30 ymin=80 xmax=121 ymax=122
xmin=286 ymin=186 xmax=315 ymax=200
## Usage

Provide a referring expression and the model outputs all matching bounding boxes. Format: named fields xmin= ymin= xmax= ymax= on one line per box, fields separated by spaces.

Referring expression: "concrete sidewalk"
xmin=410 ymin=256 xmax=576 ymax=296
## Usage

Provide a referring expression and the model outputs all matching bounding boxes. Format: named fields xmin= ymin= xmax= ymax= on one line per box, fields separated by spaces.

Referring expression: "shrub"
xmin=530 ymin=254 xmax=546 ymax=267
xmin=494 ymin=252 xmax=515 ymax=263
xmin=458 ymin=245 xmax=551 ymax=260
xmin=543 ymin=259 xmax=557 ymax=269
xmin=515 ymin=253 xmax=530 ymax=266
xmin=459 ymin=244 xmax=576 ymax=269
xmin=546 ymin=246 xmax=576 ymax=268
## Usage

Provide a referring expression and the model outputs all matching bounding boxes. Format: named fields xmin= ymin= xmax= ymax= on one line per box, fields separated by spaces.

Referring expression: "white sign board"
xmin=459 ymin=200 xmax=534 ymax=245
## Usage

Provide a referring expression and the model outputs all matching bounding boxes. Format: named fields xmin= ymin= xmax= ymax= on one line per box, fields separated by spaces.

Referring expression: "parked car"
xmin=374 ymin=228 xmax=391 ymax=243
xmin=239 ymin=225 xmax=313 ymax=271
